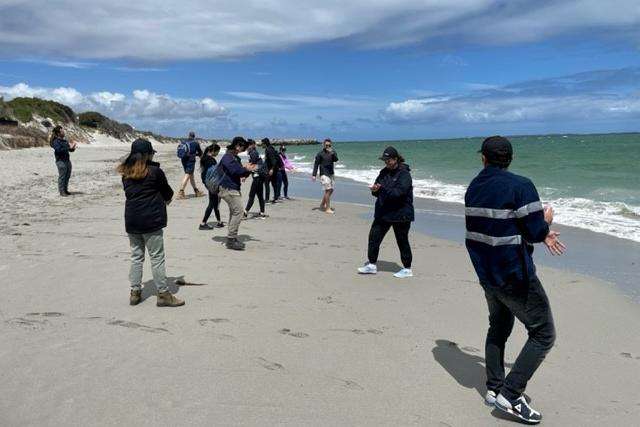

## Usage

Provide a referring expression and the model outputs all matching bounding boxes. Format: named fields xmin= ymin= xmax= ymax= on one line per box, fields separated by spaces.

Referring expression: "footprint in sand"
xmin=279 ymin=328 xmax=309 ymax=338
xmin=26 ymin=312 xmax=64 ymax=317
xmin=5 ymin=317 xmax=49 ymax=330
xmin=106 ymin=319 xmax=169 ymax=334
xmin=329 ymin=376 xmax=364 ymax=391
xmin=257 ymin=357 xmax=284 ymax=371
xmin=317 ymin=296 xmax=335 ymax=304
xmin=620 ymin=352 xmax=633 ymax=358
xmin=198 ymin=318 xmax=230 ymax=326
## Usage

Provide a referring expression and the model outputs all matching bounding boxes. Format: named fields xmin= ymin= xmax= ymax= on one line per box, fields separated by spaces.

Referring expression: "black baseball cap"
xmin=130 ymin=138 xmax=156 ymax=154
xmin=478 ymin=136 xmax=512 ymax=162
xmin=380 ymin=146 xmax=399 ymax=161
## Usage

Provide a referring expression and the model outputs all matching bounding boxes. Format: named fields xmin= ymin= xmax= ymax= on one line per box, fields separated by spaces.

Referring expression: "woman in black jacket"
xmin=199 ymin=143 xmax=224 ymax=230
xmin=118 ymin=138 xmax=184 ymax=307
xmin=358 ymin=146 xmax=414 ymax=278
xmin=50 ymin=125 xmax=77 ymax=196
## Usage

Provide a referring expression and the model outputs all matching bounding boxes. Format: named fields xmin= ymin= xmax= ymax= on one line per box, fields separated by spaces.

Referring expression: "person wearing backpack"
xmin=218 ymin=137 xmax=257 ymax=250
xmin=176 ymin=131 xmax=204 ymax=199
xmin=50 ymin=125 xmax=77 ymax=196
xmin=199 ymin=143 xmax=224 ymax=230
xmin=118 ymin=138 xmax=184 ymax=307
xmin=262 ymin=138 xmax=282 ymax=203
xmin=243 ymin=139 xmax=268 ymax=219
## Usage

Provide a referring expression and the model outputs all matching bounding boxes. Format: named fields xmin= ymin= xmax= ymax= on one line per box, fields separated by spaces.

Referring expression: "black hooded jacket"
xmin=372 ymin=163 xmax=414 ymax=222
xmin=122 ymin=161 xmax=174 ymax=234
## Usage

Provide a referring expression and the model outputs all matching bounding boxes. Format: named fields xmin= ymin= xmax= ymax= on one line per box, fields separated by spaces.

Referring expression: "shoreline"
xmin=1 ymin=144 xmax=639 ymax=425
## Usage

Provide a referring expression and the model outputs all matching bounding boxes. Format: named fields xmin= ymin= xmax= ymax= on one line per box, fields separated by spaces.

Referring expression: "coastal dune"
xmin=1 ymin=144 xmax=639 ymax=426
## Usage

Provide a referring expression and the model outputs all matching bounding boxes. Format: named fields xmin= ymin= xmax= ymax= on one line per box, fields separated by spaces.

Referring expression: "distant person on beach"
xmin=199 ymin=143 xmax=224 ymax=230
xmin=357 ymin=147 xmax=414 ymax=278
xmin=118 ymin=138 xmax=184 ymax=307
xmin=219 ymin=136 xmax=257 ymax=250
xmin=177 ymin=131 xmax=204 ymax=199
xmin=262 ymin=137 xmax=282 ymax=203
xmin=465 ymin=136 xmax=565 ymax=424
xmin=243 ymin=139 xmax=268 ymax=219
xmin=278 ymin=145 xmax=295 ymax=200
xmin=50 ymin=125 xmax=77 ymax=197
xmin=312 ymin=138 xmax=338 ymax=213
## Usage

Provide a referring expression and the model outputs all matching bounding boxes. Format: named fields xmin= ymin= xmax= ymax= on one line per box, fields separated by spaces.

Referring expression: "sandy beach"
xmin=1 ymin=143 xmax=640 ymax=426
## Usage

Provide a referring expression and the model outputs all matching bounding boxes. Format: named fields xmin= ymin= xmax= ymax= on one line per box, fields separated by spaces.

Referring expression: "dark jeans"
xmin=483 ymin=276 xmax=556 ymax=401
xmin=55 ymin=160 xmax=72 ymax=195
xmin=246 ymin=175 xmax=265 ymax=213
xmin=279 ymin=170 xmax=289 ymax=198
xmin=202 ymin=191 xmax=221 ymax=223
xmin=264 ymin=172 xmax=280 ymax=201
xmin=367 ymin=219 xmax=412 ymax=268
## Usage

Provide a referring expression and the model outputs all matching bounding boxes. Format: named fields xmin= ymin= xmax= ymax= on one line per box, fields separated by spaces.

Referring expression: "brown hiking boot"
xmin=130 ymin=289 xmax=142 ymax=306
xmin=156 ymin=291 xmax=185 ymax=307
xmin=194 ymin=188 xmax=205 ymax=197
xmin=176 ymin=189 xmax=186 ymax=199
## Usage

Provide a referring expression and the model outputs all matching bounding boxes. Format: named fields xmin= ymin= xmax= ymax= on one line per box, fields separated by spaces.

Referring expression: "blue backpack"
xmin=204 ymin=163 xmax=226 ymax=194
xmin=176 ymin=140 xmax=191 ymax=159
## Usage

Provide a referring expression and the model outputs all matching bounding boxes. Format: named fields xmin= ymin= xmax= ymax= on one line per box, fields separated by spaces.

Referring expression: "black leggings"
xmin=367 ymin=219 xmax=412 ymax=268
xmin=202 ymin=191 xmax=221 ymax=223
xmin=246 ymin=176 xmax=265 ymax=213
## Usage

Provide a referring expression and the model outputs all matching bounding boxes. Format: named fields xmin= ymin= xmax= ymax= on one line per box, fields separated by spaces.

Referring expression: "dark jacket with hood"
xmin=372 ymin=163 xmax=414 ymax=222
xmin=122 ymin=161 xmax=174 ymax=234
xmin=264 ymin=145 xmax=281 ymax=172
xmin=52 ymin=137 xmax=75 ymax=162
xmin=219 ymin=151 xmax=251 ymax=191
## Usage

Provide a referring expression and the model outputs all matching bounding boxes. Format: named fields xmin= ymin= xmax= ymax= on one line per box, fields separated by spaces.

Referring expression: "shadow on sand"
xmin=140 ymin=275 xmax=190 ymax=302
xmin=211 ymin=234 xmax=261 ymax=243
xmin=376 ymin=260 xmax=403 ymax=272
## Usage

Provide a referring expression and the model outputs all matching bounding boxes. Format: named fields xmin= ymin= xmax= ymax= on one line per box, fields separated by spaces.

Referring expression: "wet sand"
xmin=1 ymin=144 xmax=639 ymax=426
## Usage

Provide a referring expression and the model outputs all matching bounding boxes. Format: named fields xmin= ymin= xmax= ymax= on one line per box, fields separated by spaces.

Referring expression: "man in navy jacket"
xmin=465 ymin=136 xmax=565 ymax=424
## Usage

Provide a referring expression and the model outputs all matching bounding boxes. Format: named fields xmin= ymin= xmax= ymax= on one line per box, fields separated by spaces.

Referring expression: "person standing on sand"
xmin=177 ymin=131 xmax=205 ymax=199
xmin=465 ymin=136 xmax=565 ymax=424
xmin=199 ymin=143 xmax=224 ymax=230
xmin=243 ymin=139 xmax=268 ymax=219
xmin=357 ymin=147 xmax=414 ymax=278
xmin=262 ymin=137 xmax=282 ymax=203
xmin=219 ymin=137 xmax=257 ymax=250
xmin=118 ymin=138 xmax=184 ymax=307
xmin=312 ymin=138 xmax=338 ymax=213
xmin=50 ymin=125 xmax=77 ymax=197
xmin=278 ymin=145 xmax=295 ymax=200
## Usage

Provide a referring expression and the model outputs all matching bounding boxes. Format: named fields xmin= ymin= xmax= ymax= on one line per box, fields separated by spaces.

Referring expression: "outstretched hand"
xmin=544 ymin=230 xmax=566 ymax=256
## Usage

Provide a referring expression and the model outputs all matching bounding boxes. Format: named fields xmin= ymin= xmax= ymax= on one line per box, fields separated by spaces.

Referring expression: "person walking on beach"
xmin=50 ymin=125 xmax=77 ymax=196
xmin=118 ymin=138 xmax=184 ymax=307
xmin=263 ymin=137 xmax=282 ymax=203
xmin=312 ymin=138 xmax=338 ymax=213
xmin=219 ymin=137 xmax=257 ymax=250
xmin=357 ymin=147 xmax=414 ymax=278
xmin=199 ymin=143 xmax=224 ymax=230
xmin=243 ymin=139 xmax=268 ymax=219
xmin=177 ymin=131 xmax=205 ymax=199
xmin=278 ymin=145 xmax=295 ymax=200
xmin=465 ymin=136 xmax=565 ymax=424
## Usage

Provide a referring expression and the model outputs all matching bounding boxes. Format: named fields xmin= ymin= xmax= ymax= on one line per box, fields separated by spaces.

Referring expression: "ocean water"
xmin=287 ymin=133 xmax=640 ymax=243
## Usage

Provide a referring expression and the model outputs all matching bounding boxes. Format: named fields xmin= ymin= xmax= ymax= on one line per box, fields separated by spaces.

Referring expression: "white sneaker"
xmin=357 ymin=263 xmax=377 ymax=274
xmin=393 ymin=268 xmax=413 ymax=278
xmin=485 ymin=390 xmax=497 ymax=406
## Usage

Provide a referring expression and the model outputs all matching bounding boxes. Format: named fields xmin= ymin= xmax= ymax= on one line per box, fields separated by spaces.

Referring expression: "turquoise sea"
xmin=287 ymin=133 xmax=640 ymax=243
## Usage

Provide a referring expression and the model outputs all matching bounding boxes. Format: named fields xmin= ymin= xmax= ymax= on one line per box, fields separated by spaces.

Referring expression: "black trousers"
xmin=483 ymin=276 xmax=556 ymax=400
xmin=367 ymin=219 xmax=412 ymax=268
xmin=202 ymin=191 xmax=221 ymax=223
xmin=246 ymin=175 xmax=265 ymax=213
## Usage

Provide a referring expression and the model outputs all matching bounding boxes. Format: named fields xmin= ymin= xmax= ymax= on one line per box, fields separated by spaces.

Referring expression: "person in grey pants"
xmin=50 ymin=125 xmax=76 ymax=196
xmin=118 ymin=138 xmax=184 ymax=307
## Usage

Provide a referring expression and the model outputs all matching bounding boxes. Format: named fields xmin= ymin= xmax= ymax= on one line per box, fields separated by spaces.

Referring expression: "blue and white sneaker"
xmin=495 ymin=394 xmax=542 ymax=424
xmin=393 ymin=268 xmax=413 ymax=278
xmin=485 ymin=390 xmax=497 ymax=406
xmin=357 ymin=263 xmax=377 ymax=274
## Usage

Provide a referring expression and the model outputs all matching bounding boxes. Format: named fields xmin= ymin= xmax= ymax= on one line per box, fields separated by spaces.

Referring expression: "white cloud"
xmin=0 ymin=1 xmax=638 ymax=60
xmin=384 ymin=69 xmax=640 ymax=124
xmin=0 ymin=82 xmax=227 ymax=122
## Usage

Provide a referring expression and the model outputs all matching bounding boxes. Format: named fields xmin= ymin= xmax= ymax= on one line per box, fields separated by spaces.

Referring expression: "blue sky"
xmin=1 ymin=0 xmax=639 ymax=140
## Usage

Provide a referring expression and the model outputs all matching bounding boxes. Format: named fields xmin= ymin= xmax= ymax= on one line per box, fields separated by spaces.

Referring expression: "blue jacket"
xmin=219 ymin=152 xmax=251 ymax=191
xmin=464 ymin=166 xmax=549 ymax=289
xmin=372 ymin=163 xmax=414 ymax=223
xmin=52 ymin=137 xmax=75 ymax=162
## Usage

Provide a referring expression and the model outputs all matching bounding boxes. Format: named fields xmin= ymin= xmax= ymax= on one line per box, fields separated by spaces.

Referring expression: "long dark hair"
xmin=200 ymin=143 xmax=220 ymax=169
xmin=49 ymin=125 xmax=64 ymax=147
